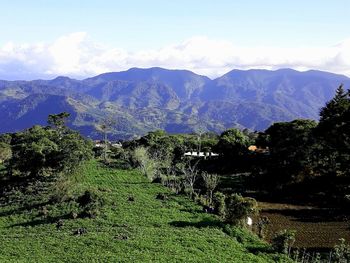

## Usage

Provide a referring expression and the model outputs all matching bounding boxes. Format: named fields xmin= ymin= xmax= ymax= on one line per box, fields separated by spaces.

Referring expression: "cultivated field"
xmin=0 ymin=161 xmax=289 ymax=262
xmin=259 ymin=202 xmax=350 ymax=249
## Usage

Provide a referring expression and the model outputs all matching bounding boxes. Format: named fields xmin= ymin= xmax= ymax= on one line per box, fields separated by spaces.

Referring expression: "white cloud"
xmin=0 ymin=32 xmax=350 ymax=80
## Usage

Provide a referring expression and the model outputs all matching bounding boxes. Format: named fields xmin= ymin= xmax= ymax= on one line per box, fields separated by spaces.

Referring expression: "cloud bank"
xmin=1 ymin=32 xmax=350 ymax=80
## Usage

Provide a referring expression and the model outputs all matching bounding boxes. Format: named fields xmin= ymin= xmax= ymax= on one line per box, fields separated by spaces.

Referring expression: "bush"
xmin=213 ymin=192 xmax=226 ymax=218
xmin=0 ymin=142 xmax=12 ymax=163
xmin=156 ymin=193 xmax=168 ymax=201
xmin=272 ymin=229 xmax=296 ymax=254
xmin=213 ymin=192 xmax=258 ymax=226
xmin=132 ymin=147 xmax=157 ymax=181
xmin=202 ymin=172 xmax=219 ymax=205
xmin=224 ymin=193 xmax=258 ymax=225
xmin=77 ymin=189 xmax=105 ymax=218
xmin=257 ymin=216 xmax=270 ymax=239
xmin=333 ymin=238 xmax=350 ymax=263
xmin=49 ymin=174 xmax=74 ymax=203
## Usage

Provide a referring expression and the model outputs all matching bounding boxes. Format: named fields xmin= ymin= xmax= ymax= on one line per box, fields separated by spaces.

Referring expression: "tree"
xmin=319 ymin=85 xmax=349 ymax=124
xmin=180 ymin=158 xmax=199 ymax=197
xmin=8 ymin=115 xmax=93 ymax=179
xmin=213 ymin=192 xmax=226 ymax=218
xmin=9 ymin=126 xmax=59 ymax=177
xmin=132 ymin=147 xmax=157 ymax=181
xmin=215 ymin=128 xmax=250 ymax=158
xmin=264 ymin=119 xmax=317 ymax=187
xmin=315 ymin=85 xmax=350 ymax=178
xmin=96 ymin=114 xmax=116 ymax=162
xmin=48 ymin=112 xmax=70 ymax=137
xmin=202 ymin=172 xmax=219 ymax=205
xmin=56 ymin=132 xmax=94 ymax=173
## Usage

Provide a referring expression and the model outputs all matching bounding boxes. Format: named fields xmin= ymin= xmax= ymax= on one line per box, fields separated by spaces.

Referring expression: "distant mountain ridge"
xmin=0 ymin=67 xmax=349 ymax=139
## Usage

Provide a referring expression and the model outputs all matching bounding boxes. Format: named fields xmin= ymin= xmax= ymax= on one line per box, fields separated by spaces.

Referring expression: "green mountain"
xmin=0 ymin=67 xmax=349 ymax=139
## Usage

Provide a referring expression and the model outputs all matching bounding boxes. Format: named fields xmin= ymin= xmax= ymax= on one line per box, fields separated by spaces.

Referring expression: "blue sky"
xmin=0 ymin=1 xmax=350 ymax=79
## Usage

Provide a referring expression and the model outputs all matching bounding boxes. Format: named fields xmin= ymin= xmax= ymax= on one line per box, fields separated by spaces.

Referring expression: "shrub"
xmin=0 ymin=142 xmax=12 ymax=163
xmin=132 ymin=147 xmax=157 ymax=181
xmin=156 ymin=193 xmax=168 ymax=201
xmin=202 ymin=172 xmax=219 ymax=205
xmin=213 ymin=192 xmax=226 ymax=218
xmin=333 ymin=238 xmax=350 ymax=263
xmin=257 ymin=216 xmax=270 ymax=239
xmin=213 ymin=192 xmax=258 ymax=226
xmin=77 ymin=189 xmax=105 ymax=218
xmin=272 ymin=229 xmax=296 ymax=254
xmin=224 ymin=193 xmax=258 ymax=225
xmin=49 ymin=174 xmax=74 ymax=203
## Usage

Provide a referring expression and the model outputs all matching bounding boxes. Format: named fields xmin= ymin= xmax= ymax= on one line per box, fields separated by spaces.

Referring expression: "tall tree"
xmin=315 ymin=85 xmax=350 ymax=177
xmin=215 ymin=128 xmax=250 ymax=158
xmin=48 ymin=112 xmax=70 ymax=138
xmin=264 ymin=119 xmax=317 ymax=186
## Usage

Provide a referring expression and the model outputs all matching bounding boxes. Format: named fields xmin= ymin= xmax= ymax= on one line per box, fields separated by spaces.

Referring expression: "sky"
xmin=0 ymin=0 xmax=350 ymax=79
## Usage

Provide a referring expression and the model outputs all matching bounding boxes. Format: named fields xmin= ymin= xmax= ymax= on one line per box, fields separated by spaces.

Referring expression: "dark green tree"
xmin=314 ymin=85 xmax=350 ymax=178
xmin=9 ymin=115 xmax=93 ymax=178
xmin=48 ymin=112 xmax=70 ymax=134
xmin=9 ymin=126 xmax=59 ymax=177
xmin=264 ymin=119 xmax=317 ymax=186
xmin=215 ymin=128 xmax=250 ymax=158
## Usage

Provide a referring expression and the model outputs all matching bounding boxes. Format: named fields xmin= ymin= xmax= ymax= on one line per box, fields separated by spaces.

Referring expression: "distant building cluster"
xmin=184 ymin=151 xmax=219 ymax=158
xmin=94 ymin=140 xmax=122 ymax=148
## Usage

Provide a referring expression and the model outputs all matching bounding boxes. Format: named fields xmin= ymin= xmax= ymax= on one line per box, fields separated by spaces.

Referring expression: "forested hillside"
xmin=0 ymin=67 xmax=349 ymax=139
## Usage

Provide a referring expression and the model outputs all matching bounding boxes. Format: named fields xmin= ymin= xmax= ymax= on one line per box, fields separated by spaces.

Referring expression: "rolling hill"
xmin=0 ymin=160 xmax=289 ymax=262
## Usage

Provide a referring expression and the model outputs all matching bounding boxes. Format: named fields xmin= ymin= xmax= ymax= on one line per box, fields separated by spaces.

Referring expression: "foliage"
xmin=332 ymin=238 xmax=350 ymax=263
xmin=215 ymin=128 xmax=250 ymax=158
xmin=213 ymin=192 xmax=226 ymax=218
xmin=0 ymin=142 xmax=12 ymax=163
xmin=8 ymin=124 xmax=93 ymax=178
xmin=179 ymin=159 xmax=199 ymax=197
xmin=48 ymin=112 xmax=70 ymax=133
xmin=202 ymin=172 xmax=219 ymax=205
xmin=217 ymin=193 xmax=258 ymax=225
xmin=49 ymin=173 xmax=75 ymax=203
xmin=132 ymin=146 xmax=157 ymax=181
xmin=225 ymin=194 xmax=258 ymax=225
xmin=271 ymin=229 xmax=296 ymax=255
xmin=77 ymin=189 xmax=105 ymax=218
xmin=56 ymin=132 xmax=94 ymax=173
xmin=0 ymin=160 xmax=288 ymax=262
xmin=264 ymin=119 xmax=317 ymax=187
xmin=0 ymin=133 xmax=12 ymax=144
xmin=8 ymin=126 xmax=60 ymax=177
xmin=314 ymin=85 xmax=350 ymax=178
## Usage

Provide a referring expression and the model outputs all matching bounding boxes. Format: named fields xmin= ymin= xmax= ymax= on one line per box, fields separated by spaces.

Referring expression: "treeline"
xmin=0 ymin=113 xmax=93 ymax=203
xmin=106 ymin=84 xmax=350 ymax=207
xmin=255 ymin=85 xmax=350 ymax=205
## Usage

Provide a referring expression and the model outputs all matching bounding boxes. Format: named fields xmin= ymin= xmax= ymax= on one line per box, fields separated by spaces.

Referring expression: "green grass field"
xmin=0 ymin=161 xmax=288 ymax=262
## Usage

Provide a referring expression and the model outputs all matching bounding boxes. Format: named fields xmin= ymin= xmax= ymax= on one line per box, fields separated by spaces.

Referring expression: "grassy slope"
xmin=0 ymin=161 xmax=287 ymax=262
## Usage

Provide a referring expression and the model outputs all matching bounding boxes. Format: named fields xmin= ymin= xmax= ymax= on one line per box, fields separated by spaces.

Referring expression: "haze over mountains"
xmin=0 ymin=67 xmax=349 ymax=139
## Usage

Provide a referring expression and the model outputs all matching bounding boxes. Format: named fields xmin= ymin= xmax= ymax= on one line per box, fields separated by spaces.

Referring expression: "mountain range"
xmin=0 ymin=67 xmax=349 ymax=140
